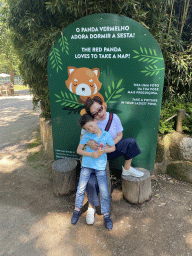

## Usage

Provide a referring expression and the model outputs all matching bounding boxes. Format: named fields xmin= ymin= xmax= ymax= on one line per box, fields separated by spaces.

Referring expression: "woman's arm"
xmin=113 ymin=132 xmax=123 ymax=145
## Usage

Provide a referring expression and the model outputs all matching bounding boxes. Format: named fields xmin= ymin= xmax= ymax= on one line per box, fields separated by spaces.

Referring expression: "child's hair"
xmin=79 ymin=114 xmax=94 ymax=128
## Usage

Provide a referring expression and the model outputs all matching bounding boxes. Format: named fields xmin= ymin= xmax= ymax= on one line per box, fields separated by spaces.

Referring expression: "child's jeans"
xmin=86 ymin=137 xmax=142 ymax=206
xmin=75 ymin=167 xmax=110 ymax=215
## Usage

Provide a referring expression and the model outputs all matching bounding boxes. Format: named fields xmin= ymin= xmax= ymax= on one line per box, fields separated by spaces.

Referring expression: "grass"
xmin=27 ymin=129 xmax=42 ymax=161
xmin=27 ymin=137 xmax=41 ymax=149
xmin=14 ymin=84 xmax=29 ymax=91
xmin=27 ymin=150 xmax=43 ymax=162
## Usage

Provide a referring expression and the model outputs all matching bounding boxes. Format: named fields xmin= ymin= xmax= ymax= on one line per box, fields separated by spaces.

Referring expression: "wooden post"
xmin=176 ymin=109 xmax=186 ymax=133
xmin=106 ymin=161 xmax=112 ymax=195
xmin=52 ymin=158 xmax=77 ymax=196
xmin=122 ymin=168 xmax=152 ymax=204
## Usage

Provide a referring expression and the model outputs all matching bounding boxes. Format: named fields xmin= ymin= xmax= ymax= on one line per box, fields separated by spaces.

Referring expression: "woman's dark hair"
xmin=84 ymin=96 xmax=103 ymax=116
xmin=79 ymin=114 xmax=94 ymax=128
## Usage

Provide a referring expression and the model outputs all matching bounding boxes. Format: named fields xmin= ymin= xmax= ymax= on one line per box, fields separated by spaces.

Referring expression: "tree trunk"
xmin=122 ymin=168 xmax=152 ymax=204
xmin=9 ymin=68 xmax=14 ymax=84
xmin=52 ymin=158 xmax=77 ymax=196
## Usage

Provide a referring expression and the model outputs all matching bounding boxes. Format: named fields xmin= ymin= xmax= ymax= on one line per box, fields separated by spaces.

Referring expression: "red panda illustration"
xmin=65 ymin=67 xmax=107 ymax=114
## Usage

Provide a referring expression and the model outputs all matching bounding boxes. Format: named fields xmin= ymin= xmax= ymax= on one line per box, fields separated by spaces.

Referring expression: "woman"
xmin=81 ymin=96 xmax=143 ymax=224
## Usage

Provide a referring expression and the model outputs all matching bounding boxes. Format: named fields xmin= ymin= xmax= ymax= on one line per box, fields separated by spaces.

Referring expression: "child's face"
xmin=83 ymin=121 xmax=98 ymax=134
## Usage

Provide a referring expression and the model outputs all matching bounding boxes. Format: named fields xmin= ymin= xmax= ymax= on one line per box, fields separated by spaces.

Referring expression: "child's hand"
xmin=87 ymin=140 xmax=99 ymax=151
xmin=92 ymin=149 xmax=104 ymax=158
xmin=92 ymin=151 xmax=100 ymax=158
xmin=104 ymin=144 xmax=109 ymax=149
xmin=97 ymin=148 xmax=105 ymax=156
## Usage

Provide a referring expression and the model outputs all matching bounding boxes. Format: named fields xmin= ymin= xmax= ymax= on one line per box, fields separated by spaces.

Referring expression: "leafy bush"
xmin=159 ymin=99 xmax=192 ymax=135
xmin=6 ymin=0 xmax=192 ymax=118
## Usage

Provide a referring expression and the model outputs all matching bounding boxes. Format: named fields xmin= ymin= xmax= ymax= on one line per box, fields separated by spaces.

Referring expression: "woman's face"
xmin=90 ymin=102 xmax=107 ymax=121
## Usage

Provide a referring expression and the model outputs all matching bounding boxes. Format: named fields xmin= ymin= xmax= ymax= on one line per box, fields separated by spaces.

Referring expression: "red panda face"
xmin=65 ymin=67 xmax=102 ymax=96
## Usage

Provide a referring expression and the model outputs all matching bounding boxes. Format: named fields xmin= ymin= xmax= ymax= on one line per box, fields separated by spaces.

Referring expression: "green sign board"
xmin=47 ymin=13 xmax=165 ymax=172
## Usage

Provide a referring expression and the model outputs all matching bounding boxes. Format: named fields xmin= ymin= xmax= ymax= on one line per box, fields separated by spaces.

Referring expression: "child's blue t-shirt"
xmin=80 ymin=129 xmax=114 ymax=171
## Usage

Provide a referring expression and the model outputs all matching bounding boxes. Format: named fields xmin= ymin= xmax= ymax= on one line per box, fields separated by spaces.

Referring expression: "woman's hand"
xmin=87 ymin=140 xmax=99 ymax=151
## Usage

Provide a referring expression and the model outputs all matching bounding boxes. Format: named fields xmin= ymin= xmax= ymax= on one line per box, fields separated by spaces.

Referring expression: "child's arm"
xmin=95 ymin=145 xmax=115 ymax=157
xmin=77 ymin=144 xmax=101 ymax=158
xmin=99 ymin=145 xmax=115 ymax=155
xmin=104 ymin=144 xmax=115 ymax=153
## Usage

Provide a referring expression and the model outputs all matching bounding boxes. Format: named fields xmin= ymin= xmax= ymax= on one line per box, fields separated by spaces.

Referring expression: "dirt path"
xmin=0 ymin=94 xmax=40 ymax=148
xmin=0 ymin=130 xmax=192 ymax=255
xmin=0 ymin=94 xmax=192 ymax=255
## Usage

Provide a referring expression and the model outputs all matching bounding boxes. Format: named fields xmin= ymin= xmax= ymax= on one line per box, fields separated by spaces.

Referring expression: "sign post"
xmin=47 ymin=13 xmax=165 ymax=172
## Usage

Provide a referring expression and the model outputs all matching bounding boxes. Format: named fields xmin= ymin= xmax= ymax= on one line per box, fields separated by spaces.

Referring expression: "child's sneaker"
xmin=71 ymin=210 xmax=81 ymax=225
xmin=103 ymin=214 xmax=113 ymax=231
xmin=86 ymin=207 xmax=96 ymax=225
xmin=122 ymin=166 xmax=144 ymax=178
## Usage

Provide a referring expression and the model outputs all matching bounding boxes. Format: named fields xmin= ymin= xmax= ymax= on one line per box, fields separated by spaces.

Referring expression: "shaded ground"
xmin=0 ymin=129 xmax=192 ymax=256
xmin=0 ymin=93 xmax=40 ymax=147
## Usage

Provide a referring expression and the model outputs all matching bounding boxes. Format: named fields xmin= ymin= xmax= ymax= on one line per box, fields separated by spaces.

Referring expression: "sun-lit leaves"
xmin=0 ymin=0 xmax=20 ymax=76
xmin=159 ymin=100 xmax=192 ymax=134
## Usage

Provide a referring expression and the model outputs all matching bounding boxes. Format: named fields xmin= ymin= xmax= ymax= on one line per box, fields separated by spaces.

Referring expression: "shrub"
xmin=7 ymin=0 xmax=192 ymax=118
xmin=159 ymin=99 xmax=192 ymax=135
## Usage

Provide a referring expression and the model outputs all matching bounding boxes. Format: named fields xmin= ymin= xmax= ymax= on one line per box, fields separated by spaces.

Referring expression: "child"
xmin=71 ymin=114 xmax=115 ymax=230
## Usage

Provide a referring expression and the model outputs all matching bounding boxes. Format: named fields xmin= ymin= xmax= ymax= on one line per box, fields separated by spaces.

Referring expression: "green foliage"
xmin=6 ymin=0 xmax=71 ymax=117
xmin=14 ymin=84 xmax=28 ymax=91
xmin=163 ymin=44 xmax=192 ymax=101
xmin=27 ymin=137 xmax=41 ymax=149
xmin=159 ymin=99 xmax=192 ymax=134
xmin=5 ymin=0 xmax=192 ymax=118
xmin=144 ymin=0 xmax=192 ymax=101
xmin=0 ymin=0 xmax=20 ymax=77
